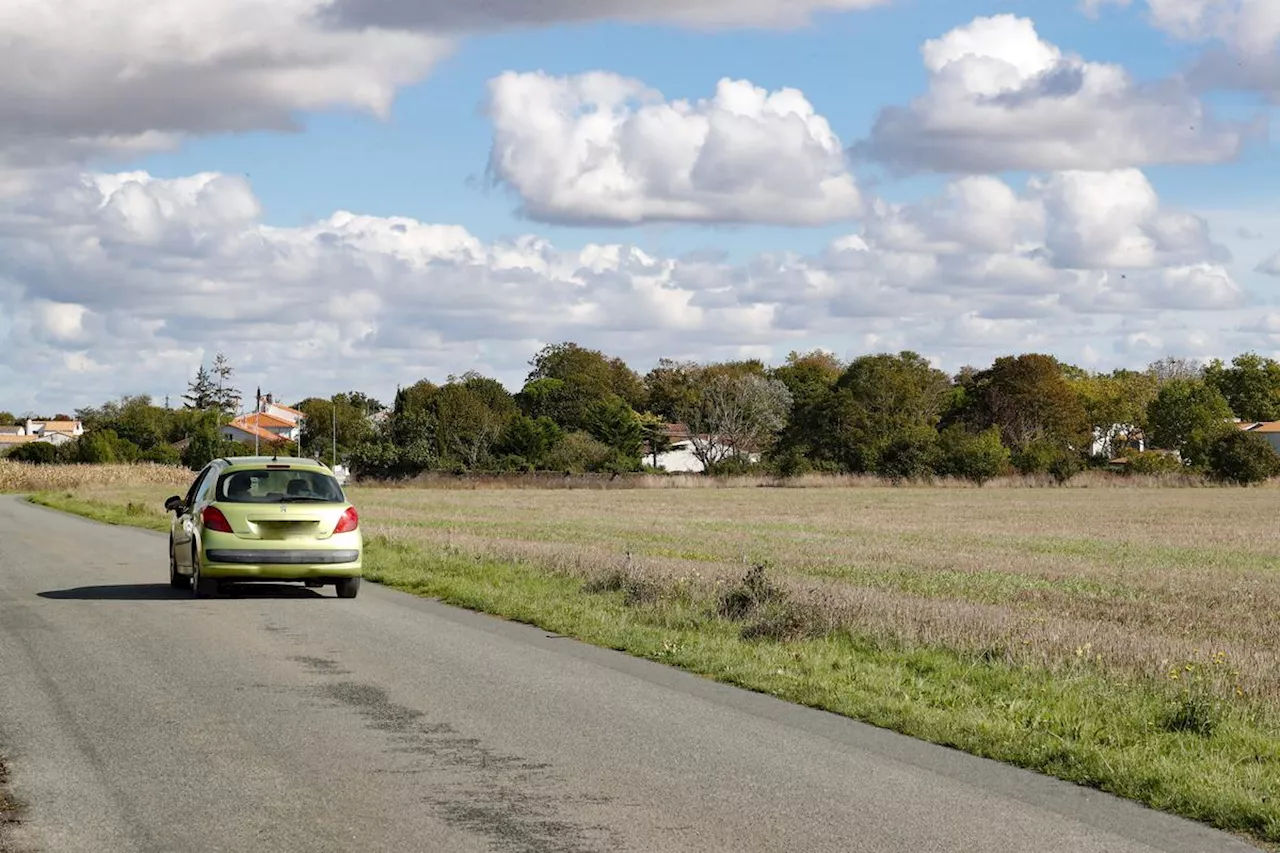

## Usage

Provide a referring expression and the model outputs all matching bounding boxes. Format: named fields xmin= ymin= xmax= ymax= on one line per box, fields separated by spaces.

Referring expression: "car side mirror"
xmin=164 ymin=496 xmax=185 ymax=514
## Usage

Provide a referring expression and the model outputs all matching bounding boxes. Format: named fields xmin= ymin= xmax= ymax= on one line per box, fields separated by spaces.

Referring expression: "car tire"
xmin=169 ymin=541 xmax=190 ymax=590
xmin=191 ymin=547 xmax=217 ymax=598
xmin=335 ymin=577 xmax=360 ymax=599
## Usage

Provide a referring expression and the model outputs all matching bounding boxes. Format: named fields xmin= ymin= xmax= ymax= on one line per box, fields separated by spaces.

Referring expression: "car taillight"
xmin=202 ymin=506 xmax=234 ymax=533
xmin=334 ymin=506 xmax=359 ymax=534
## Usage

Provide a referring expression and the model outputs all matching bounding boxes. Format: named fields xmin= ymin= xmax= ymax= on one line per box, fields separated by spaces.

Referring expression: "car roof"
xmin=217 ymin=456 xmax=334 ymax=474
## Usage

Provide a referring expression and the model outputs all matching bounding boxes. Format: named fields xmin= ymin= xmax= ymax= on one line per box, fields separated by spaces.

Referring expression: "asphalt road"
xmin=0 ymin=496 xmax=1258 ymax=853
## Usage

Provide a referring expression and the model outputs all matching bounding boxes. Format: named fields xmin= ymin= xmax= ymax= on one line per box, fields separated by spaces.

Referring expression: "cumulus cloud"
xmin=485 ymin=72 xmax=862 ymax=226
xmin=0 ymin=167 xmax=1250 ymax=413
xmin=856 ymin=14 xmax=1256 ymax=173
xmin=0 ymin=0 xmax=449 ymax=167
xmin=1085 ymin=0 xmax=1280 ymax=99
xmin=324 ymin=0 xmax=888 ymax=31
xmin=1258 ymin=251 xmax=1280 ymax=275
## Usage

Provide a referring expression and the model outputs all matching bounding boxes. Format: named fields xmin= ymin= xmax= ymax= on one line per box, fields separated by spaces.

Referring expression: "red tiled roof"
xmin=223 ymin=421 xmax=290 ymax=444
xmin=244 ymin=411 xmax=294 ymax=429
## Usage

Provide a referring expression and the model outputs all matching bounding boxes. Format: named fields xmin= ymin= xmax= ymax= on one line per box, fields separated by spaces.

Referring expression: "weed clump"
xmin=585 ymin=553 xmax=662 ymax=606
xmin=717 ymin=562 xmax=784 ymax=620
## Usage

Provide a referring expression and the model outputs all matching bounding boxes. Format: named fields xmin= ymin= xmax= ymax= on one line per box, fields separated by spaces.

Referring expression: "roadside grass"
xmin=26 ymin=484 xmax=1280 ymax=848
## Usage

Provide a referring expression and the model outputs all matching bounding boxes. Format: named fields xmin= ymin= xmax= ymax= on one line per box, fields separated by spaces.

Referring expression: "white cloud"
xmin=1086 ymin=0 xmax=1280 ymax=99
xmin=0 ymin=167 xmax=1253 ymax=413
xmin=858 ymin=14 xmax=1256 ymax=172
xmin=485 ymin=72 xmax=862 ymax=226
xmin=0 ymin=0 xmax=450 ymax=167
xmin=324 ymin=0 xmax=889 ymax=31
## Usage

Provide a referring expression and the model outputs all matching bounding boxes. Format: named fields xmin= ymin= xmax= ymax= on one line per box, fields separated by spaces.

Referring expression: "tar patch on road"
xmin=288 ymin=655 xmax=351 ymax=676
xmin=313 ymin=680 xmax=621 ymax=853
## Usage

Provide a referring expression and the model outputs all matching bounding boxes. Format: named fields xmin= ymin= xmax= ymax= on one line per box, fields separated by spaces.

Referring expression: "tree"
xmin=931 ymin=425 xmax=1010 ymax=485
xmin=586 ymin=398 xmax=644 ymax=471
xmin=494 ymin=416 xmax=564 ymax=470
xmin=816 ymin=352 xmax=951 ymax=476
xmin=768 ymin=350 xmax=844 ymax=470
xmin=295 ymin=395 xmax=378 ymax=460
xmin=1145 ymin=378 xmax=1234 ymax=469
xmin=524 ymin=342 xmax=644 ymax=429
xmin=643 ymin=359 xmax=703 ymax=423
xmin=1203 ymin=353 xmax=1280 ymax=422
xmin=183 ymin=364 xmax=216 ymax=410
xmin=70 ymin=429 xmax=140 ymax=464
xmin=1148 ymin=357 xmax=1204 ymax=384
xmin=0 ymin=411 xmax=16 ymax=427
xmin=76 ymin=395 xmax=170 ymax=452
xmin=209 ymin=352 xmax=241 ymax=414
xmin=962 ymin=354 xmax=1089 ymax=469
xmin=1068 ymin=369 xmax=1158 ymax=458
xmin=681 ymin=373 xmax=792 ymax=471
xmin=1207 ymin=431 xmax=1280 ymax=485
xmin=429 ymin=380 xmax=513 ymax=470
xmin=638 ymin=413 xmax=674 ymax=468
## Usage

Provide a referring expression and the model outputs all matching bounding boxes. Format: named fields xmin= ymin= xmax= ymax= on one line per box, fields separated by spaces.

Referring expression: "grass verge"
xmin=28 ymin=491 xmax=1280 ymax=849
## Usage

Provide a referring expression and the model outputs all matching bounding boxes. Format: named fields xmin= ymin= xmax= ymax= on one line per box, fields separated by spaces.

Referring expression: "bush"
xmin=875 ymin=427 xmax=937 ymax=483
xmin=1207 ymin=431 xmax=1280 ymax=485
xmin=931 ymin=425 xmax=1010 ymax=485
xmin=6 ymin=441 xmax=57 ymax=465
xmin=544 ymin=431 xmax=615 ymax=473
xmin=1120 ymin=450 xmax=1183 ymax=476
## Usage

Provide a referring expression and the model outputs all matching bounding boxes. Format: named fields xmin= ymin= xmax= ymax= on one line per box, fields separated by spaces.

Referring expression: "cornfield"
xmin=0 ymin=460 xmax=193 ymax=493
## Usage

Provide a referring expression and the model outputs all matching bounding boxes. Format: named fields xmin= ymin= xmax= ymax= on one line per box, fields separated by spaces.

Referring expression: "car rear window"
xmin=215 ymin=468 xmax=346 ymax=503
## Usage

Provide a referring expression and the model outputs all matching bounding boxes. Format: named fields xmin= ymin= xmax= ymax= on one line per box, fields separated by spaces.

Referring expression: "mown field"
xmin=15 ymin=463 xmax=1280 ymax=848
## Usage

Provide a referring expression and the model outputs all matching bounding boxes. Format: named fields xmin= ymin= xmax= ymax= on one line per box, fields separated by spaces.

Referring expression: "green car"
xmin=165 ymin=456 xmax=363 ymax=598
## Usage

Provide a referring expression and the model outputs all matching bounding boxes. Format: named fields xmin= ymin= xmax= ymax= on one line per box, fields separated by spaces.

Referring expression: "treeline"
xmin=7 ymin=346 xmax=1280 ymax=485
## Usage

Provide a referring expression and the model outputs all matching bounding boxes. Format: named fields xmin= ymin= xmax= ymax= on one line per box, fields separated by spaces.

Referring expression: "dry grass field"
xmin=359 ymin=485 xmax=1280 ymax=700
xmin=21 ymin=468 xmax=1280 ymax=845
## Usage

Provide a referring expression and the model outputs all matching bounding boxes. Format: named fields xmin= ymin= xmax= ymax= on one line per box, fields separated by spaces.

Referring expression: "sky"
xmin=2 ymin=0 xmax=1279 ymax=414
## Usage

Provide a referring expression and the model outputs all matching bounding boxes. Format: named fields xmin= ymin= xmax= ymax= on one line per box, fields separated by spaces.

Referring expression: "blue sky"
xmin=2 ymin=0 xmax=1279 ymax=411
xmin=128 ymin=0 xmax=1275 ymax=257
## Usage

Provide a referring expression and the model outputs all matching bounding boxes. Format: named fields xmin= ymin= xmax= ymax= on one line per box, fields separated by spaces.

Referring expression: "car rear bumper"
xmin=202 ymin=549 xmax=362 ymax=579
xmin=207 ymin=549 xmax=360 ymax=565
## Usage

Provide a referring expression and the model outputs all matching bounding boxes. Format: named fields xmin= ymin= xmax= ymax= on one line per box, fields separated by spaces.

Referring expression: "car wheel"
xmin=191 ymin=547 xmax=217 ymax=598
xmin=169 ymin=541 xmax=190 ymax=590
xmin=335 ymin=577 xmax=360 ymax=599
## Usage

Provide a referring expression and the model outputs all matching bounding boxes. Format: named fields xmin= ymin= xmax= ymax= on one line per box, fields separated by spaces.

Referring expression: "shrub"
xmin=1207 ymin=431 xmax=1280 ymax=485
xmin=1121 ymin=450 xmax=1183 ymax=476
xmin=6 ymin=441 xmax=57 ymax=465
xmin=544 ymin=431 xmax=615 ymax=474
xmin=931 ymin=425 xmax=1010 ymax=485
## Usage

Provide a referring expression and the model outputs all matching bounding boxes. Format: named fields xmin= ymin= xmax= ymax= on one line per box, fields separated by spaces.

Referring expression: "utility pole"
xmin=332 ymin=400 xmax=337 ymax=470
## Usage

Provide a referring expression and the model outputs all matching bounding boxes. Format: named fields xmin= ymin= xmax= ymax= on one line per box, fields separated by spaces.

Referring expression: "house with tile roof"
xmin=23 ymin=419 xmax=83 ymax=446
xmin=218 ymin=393 xmax=305 ymax=447
xmin=1238 ymin=421 xmax=1280 ymax=454
xmin=642 ymin=423 xmax=762 ymax=473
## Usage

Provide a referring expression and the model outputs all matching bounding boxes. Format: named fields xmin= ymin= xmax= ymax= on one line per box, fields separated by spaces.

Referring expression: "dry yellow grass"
xmin=49 ymin=476 xmax=1280 ymax=710
xmin=347 ymin=486 xmax=1280 ymax=703
xmin=0 ymin=460 xmax=192 ymax=493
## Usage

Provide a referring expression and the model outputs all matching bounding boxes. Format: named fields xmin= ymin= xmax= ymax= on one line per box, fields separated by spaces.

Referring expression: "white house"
xmin=644 ymin=423 xmax=762 ymax=473
xmin=219 ymin=393 xmax=306 ymax=447
xmin=24 ymin=419 xmax=84 ymax=440
xmin=1238 ymin=421 xmax=1280 ymax=453
xmin=1091 ymin=423 xmax=1145 ymax=459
